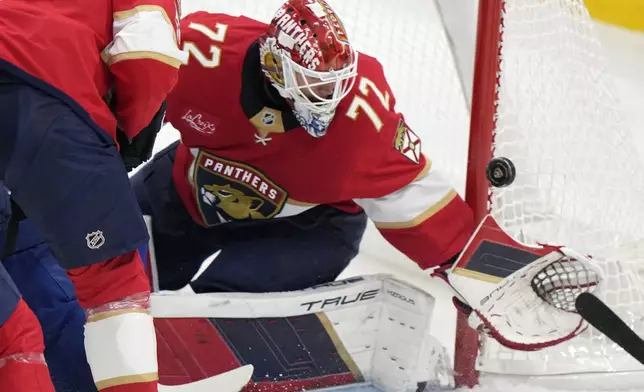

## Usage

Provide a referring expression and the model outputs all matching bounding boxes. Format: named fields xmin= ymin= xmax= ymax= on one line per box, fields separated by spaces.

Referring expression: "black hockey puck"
xmin=486 ymin=157 xmax=516 ymax=187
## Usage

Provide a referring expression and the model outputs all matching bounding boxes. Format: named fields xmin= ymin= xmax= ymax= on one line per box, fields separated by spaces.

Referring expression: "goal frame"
xmin=458 ymin=0 xmax=507 ymax=387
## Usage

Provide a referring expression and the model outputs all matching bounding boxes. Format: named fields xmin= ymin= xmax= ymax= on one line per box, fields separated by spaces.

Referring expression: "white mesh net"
xmin=478 ymin=0 xmax=644 ymax=379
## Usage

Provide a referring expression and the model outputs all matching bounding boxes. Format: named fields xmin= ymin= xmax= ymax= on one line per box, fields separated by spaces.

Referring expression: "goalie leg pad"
xmin=151 ymin=274 xmax=455 ymax=391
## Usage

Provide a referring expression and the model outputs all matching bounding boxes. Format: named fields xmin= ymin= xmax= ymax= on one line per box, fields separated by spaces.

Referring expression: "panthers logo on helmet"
xmin=194 ymin=151 xmax=288 ymax=226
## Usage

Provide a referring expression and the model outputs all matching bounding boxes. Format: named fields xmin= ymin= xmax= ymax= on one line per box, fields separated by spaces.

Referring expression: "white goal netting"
xmin=477 ymin=0 xmax=644 ymax=385
xmin=179 ymin=0 xmax=644 ymax=388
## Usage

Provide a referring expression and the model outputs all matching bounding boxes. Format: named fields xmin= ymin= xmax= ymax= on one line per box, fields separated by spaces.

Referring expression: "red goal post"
xmin=457 ymin=0 xmax=504 ymax=386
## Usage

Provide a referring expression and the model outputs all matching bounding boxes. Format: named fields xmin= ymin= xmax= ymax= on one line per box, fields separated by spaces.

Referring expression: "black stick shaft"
xmin=575 ymin=292 xmax=644 ymax=365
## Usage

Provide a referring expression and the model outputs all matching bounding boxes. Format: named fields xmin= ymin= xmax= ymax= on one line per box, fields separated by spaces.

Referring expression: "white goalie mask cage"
xmin=263 ymin=36 xmax=358 ymax=116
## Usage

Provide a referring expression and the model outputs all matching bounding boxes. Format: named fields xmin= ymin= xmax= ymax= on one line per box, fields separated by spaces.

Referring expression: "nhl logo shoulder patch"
xmin=393 ymin=119 xmax=421 ymax=164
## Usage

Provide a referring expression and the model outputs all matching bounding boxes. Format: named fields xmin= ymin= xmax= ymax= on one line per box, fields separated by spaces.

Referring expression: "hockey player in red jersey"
xmin=0 ymin=0 xmax=185 ymax=390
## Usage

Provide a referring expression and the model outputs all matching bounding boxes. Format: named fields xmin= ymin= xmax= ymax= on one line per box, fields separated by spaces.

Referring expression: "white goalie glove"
xmin=437 ymin=215 xmax=604 ymax=351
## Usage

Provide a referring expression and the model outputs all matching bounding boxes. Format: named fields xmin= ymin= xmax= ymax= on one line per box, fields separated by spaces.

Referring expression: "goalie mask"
xmin=259 ymin=0 xmax=358 ymax=138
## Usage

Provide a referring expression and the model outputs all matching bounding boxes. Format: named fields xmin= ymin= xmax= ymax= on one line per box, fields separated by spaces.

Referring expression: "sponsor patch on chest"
xmin=182 ymin=109 xmax=220 ymax=135
xmin=194 ymin=151 xmax=288 ymax=226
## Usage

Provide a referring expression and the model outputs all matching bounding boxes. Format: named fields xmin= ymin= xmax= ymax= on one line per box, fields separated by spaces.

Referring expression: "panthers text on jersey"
xmin=166 ymin=11 xmax=474 ymax=269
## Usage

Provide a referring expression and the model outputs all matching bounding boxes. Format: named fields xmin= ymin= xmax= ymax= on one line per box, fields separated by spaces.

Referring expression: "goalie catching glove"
xmin=434 ymin=215 xmax=604 ymax=351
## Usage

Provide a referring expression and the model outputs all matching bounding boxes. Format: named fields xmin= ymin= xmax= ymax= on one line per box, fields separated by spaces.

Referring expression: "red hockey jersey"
xmin=0 ymin=0 xmax=186 ymax=138
xmin=166 ymin=12 xmax=474 ymax=269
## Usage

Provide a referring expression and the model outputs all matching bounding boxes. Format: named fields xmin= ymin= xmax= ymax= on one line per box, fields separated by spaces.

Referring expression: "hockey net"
xmin=464 ymin=0 xmax=644 ymax=389
xmin=179 ymin=0 xmax=644 ymax=389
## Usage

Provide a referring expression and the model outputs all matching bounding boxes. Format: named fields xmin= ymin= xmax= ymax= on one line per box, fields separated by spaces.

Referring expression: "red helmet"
xmin=259 ymin=0 xmax=358 ymax=137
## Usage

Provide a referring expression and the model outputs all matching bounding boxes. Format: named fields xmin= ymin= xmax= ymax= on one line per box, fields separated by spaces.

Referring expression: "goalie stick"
xmin=575 ymin=292 xmax=644 ymax=366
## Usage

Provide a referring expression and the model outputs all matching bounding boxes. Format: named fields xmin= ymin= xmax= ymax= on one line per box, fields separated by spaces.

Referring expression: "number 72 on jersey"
xmin=183 ymin=22 xmax=392 ymax=132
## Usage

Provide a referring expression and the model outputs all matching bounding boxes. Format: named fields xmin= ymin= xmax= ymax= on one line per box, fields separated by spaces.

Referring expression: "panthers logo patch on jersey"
xmin=393 ymin=119 xmax=421 ymax=164
xmin=193 ymin=151 xmax=288 ymax=226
